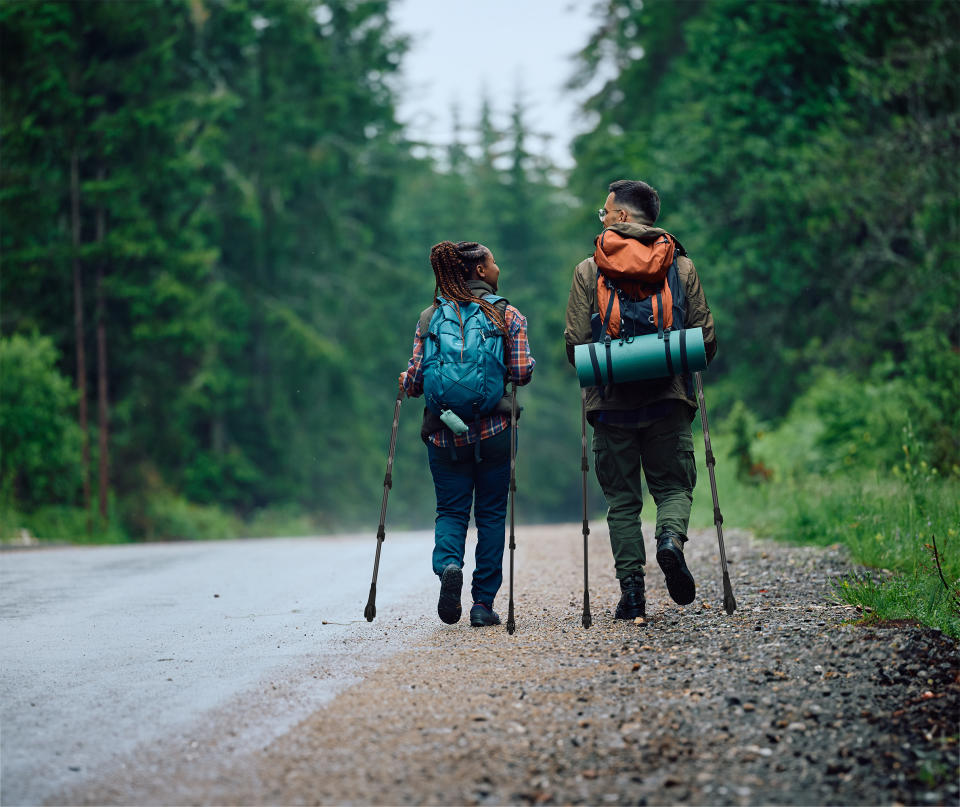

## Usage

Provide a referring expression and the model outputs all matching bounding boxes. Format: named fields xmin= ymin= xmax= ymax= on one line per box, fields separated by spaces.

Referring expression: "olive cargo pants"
xmin=592 ymin=405 xmax=697 ymax=579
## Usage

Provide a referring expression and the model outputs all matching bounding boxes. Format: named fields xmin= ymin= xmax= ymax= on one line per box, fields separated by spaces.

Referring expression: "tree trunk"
xmin=253 ymin=34 xmax=271 ymax=413
xmin=95 ymin=165 xmax=110 ymax=523
xmin=71 ymin=145 xmax=91 ymax=530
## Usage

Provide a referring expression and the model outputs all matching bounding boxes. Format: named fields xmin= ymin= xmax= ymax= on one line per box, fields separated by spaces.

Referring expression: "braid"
xmin=429 ymin=240 xmax=511 ymax=359
xmin=430 ymin=241 xmax=474 ymax=302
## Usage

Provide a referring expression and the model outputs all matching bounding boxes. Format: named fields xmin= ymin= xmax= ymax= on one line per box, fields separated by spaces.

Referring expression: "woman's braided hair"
xmin=429 ymin=241 xmax=511 ymax=357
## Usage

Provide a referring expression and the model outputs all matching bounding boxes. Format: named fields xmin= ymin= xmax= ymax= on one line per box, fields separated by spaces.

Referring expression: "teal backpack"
xmin=421 ymin=294 xmax=508 ymax=422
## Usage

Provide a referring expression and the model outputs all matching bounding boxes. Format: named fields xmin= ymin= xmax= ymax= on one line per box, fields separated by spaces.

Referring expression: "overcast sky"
xmin=389 ymin=0 xmax=603 ymax=168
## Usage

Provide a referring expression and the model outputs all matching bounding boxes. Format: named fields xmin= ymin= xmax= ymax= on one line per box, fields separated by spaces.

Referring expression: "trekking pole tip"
xmin=364 ymin=584 xmax=377 ymax=622
xmin=722 ymin=571 xmax=737 ymax=615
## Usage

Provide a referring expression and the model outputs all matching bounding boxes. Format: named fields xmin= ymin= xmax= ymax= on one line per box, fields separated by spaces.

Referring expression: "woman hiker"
xmin=400 ymin=241 xmax=535 ymax=627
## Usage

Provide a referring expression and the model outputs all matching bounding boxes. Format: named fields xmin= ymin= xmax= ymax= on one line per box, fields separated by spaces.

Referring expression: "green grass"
xmin=0 ymin=503 xmax=127 ymax=545
xmin=0 ymin=498 xmax=326 ymax=545
xmin=687 ymin=424 xmax=960 ymax=639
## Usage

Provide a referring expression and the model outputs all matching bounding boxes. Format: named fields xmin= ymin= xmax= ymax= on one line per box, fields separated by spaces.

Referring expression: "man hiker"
xmin=564 ymin=180 xmax=717 ymax=619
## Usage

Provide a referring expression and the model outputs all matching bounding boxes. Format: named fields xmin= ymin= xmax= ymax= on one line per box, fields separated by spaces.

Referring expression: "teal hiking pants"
xmin=592 ymin=404 xmax=697 ymax=579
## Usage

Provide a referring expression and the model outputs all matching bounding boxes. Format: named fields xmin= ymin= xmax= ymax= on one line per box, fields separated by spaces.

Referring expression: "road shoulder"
xmin=61 ymin=525 xmax=960 ymax=806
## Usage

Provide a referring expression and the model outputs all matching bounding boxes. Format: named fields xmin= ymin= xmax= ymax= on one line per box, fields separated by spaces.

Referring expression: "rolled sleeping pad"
xmin=574 ymin=327 xmax=707 ymax=388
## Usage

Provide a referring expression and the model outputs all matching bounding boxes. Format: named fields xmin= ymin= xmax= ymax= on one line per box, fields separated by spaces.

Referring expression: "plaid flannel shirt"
xmin=400 ymin=303 xmax=535 ymax=447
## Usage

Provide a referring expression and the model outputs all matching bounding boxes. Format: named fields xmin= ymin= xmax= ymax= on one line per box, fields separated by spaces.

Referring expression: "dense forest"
xmin=2 ymin=0 xmax=958 ymax=562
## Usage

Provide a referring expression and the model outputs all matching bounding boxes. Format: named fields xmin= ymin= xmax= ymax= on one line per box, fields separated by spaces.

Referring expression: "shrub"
xmin=0 ymin=334 xmax=83 ymax=509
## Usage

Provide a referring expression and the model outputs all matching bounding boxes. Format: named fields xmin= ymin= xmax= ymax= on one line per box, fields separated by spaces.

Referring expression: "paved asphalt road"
xmin=0 ymin=531 xmax=437 ymax=806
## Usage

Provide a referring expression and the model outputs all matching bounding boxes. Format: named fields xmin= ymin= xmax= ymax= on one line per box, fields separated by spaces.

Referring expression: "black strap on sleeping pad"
xmin=664 ymin=328 xmax=674 ymax=376
xmin=605 ymin=336 xmax=614 ymax=385
xmin=680 ymin=328 xmax=689 ymax=374
xmin=588 ymin=342 xmax=603 ymax=387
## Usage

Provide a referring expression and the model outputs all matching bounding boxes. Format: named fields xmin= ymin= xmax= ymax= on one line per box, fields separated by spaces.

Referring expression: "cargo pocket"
xmin=592 ymin=429 xmax=615 ymax=491
xmin=679 ymin=448 xmax=697 ymax=490
xmin=675 ymin=420 xmax=696 ymax=489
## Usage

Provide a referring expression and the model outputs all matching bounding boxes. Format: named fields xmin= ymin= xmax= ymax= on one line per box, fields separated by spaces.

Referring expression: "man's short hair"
xmin=609 ymin=179 xmax=661 ymax=223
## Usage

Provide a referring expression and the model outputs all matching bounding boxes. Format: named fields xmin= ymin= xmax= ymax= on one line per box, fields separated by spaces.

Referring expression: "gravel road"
xmin=53 ymin=523 xmax=959 ymax=806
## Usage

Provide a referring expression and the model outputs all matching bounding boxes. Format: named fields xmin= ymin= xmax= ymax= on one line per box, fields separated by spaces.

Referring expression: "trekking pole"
xmin=580 ymin=388 xmax=592 ymax=628
xmin=364 ymin=388 xmax=404 ymax=622
xmin=505 ymin=382 xmax=518 ymax=635
xmin=694 ymin=372 xmax=737 ymax=615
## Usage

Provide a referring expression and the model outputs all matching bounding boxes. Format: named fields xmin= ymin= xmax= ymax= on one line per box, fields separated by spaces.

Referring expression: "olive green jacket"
xmin=563 ymin=222 xmax=717 ymax=420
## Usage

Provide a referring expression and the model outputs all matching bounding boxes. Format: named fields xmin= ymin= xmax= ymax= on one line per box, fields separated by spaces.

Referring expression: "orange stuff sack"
xmin=594 ymin=231 xmax=676 ymax=338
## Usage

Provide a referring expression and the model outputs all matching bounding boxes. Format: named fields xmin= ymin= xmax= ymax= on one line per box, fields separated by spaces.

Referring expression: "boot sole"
xmin=656 ymin=546 xmax=696 ymax=605
xmin=437 ymin=566 xmax=463 ymax=624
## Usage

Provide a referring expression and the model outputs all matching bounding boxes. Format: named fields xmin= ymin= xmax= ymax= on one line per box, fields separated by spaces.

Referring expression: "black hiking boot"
xmin=614 ymin=572 xmax=646 ymax=619
xmin=656 ymin=532 xmax=696 ymax=605
xmin=437 ymin=564 xmax=463 ymax=624
xmin=469 ymin=602 xmax=501 ymax=627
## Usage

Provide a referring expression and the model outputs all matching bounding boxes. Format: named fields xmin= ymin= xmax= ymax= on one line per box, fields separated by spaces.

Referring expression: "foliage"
xmin=0 ymin=503 xmax=127 ymax=545
xmin=700 ymin=395 xmax=960 ymax=639
xmin=836 ymin=571 xmax=959 ymax=642
xmin=121 ymin=489 xmax=242 ymax=542
xmin=382 ymin=94 xmax=591 ymax=527
xmin=1 ymin=0 xmax=957 ymax=557
xmin=1 ymin=0 xmax=410 ymax=535
xmin=570 ymin=0 xmax=960 ymax=442
xmin=0 ymin=334 xmax=82 ymax=508
xmin=569 ymin=0 xmax=959 ymax=640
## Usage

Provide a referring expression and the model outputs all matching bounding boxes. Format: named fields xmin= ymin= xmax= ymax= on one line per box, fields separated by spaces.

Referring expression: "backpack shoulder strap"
xmin=484 ymin=295 xmax=510 ymax=343
xmin=422 ymin=295 xmax=506 ymax=335
xmin=418 ymin=302 xmax=439 ymax=339
xmin=484 ymin=294 xmax=508 ymax=318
